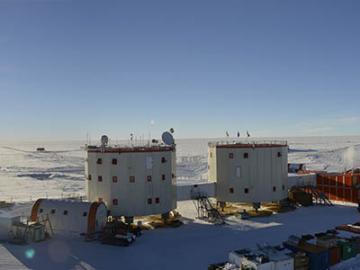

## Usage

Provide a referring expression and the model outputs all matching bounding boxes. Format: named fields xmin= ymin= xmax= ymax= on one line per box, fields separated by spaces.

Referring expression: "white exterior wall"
xmin=209 ymin=145 xmax=288 ymax=203
xmin=86 ymin=149 xmax=177 ymax=217
xmin=288 ymin=173 xmax=316 ymax=188
xmin=32 ymin=200 xmax=107 ymax=234
xmin=241 ymin=259 xmax=274 ymax=270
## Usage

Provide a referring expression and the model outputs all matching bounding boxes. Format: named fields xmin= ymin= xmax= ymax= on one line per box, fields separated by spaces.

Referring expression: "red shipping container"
xmin=329 ymin=176 xmax=337 ymax=186
xmin=323 ymin=176 xmax=330 ymax=186
xmin=329 ymin=246 xmax=341 ymax=266
xmin=354 ymin=175 xmax=360 ymax=186
xmin=336 ymin=187 xmax=345 ymax=202
xmin=317 ymin=185 xmax=324 ymax=192
xmin=352 ymin=189 xmax=358 ymax=203
xmin=317 ymin=175 xmax=323 ymax=186
xmin=345 ymin=189 xmax=352 ymax=201
xmin=345 ymin=175 xmax=353 ymax=187
xmin=329 ymin=187 xmax=337 ymax=200
xmin=324 ymin=187 xmax=330 ymax=199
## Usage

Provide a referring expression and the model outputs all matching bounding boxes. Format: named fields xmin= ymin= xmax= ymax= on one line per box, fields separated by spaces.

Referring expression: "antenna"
xmin=162 ymin=131 xmax=175 ymax=146
xmin=101 ymin=135 xmax=109 ymax=147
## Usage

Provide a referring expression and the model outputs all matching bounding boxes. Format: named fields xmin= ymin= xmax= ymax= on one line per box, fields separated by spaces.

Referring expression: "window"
xmin=112 ymin=158 xmax=117 ymax=165
xmin=51 ymin=209 xmax=56 ymax=214
xmin=236 ymin=167 xmax=241 ymax=178
xmin=244 ymin=153 xmax=249 ymax=159
xmin=277 ymin=152 xmax=282 ymax=157
xmin=282 ymin=185 xmax=285 ymax=191
xmin=161 ymin=157 xmax=167 ymax=163
xmin=112 ymin=176 xmax=118 ymax=183
xmin=229 ymin=153 xmax=234 ymax=159
xmin=146 ymin=156 xmax=153 ymax=169
xmin=63 ymin=210 xmax=68 ymax=215
xmin=113 ymin=199 xmax=118 ymax=205
xmin=273 ymin=186 xmax=277 ymax=192
xmin=88 ymin=174 xmax=92 ymax=181
xmin=229 ymin=187 xmax=234 ymax=194
xmin=83 ymin=212 xmax=87 ymax=217
xmin=209 ymin=152 xmax=213 ymax=158
xmin=244 ymin=188 xmax=249 ymax=194
xmin=172 ymin=173 xmax=175 ymax=179
xmin=147 ymin=175 xmax=152 ymax=182
xmin=147 ymin=198 xmax=152 ymax=205
xmin=129 ymin=176 xmax=135 ymax=183
xmin=39 ymin=209 xmax=43 ymax=213
xmin=162 ymin=174 xmax=166 ymax=181
xmin=155 ymin=197 xmax=160 ymax=204
xmin=97 ymin=158 xmax=102 ymax=165
xmin=98 ymin=176 xmax=103 ymax=182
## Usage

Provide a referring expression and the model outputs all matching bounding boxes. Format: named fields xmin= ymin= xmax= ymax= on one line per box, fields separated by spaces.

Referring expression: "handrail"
xmin=208 ymin=140 xmax=288 ymax=147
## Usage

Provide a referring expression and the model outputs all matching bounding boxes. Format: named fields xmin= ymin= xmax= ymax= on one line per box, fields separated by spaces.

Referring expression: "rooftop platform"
xmin=86 ymin=144 xmax=175 ymax=153
xmin=208 ymin=140 xmax=288 ymax=149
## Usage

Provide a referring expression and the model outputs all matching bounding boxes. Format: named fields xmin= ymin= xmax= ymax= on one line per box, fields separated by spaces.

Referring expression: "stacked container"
xmin=337 ymin=238 xmax=358 ymax=260
xmin=284 ymin=236 xmax=329 ymax=270
xmin=292 ymin=252 xmax=309 ymax=270
xmin=316 ymin=234 xmax=341 ymax=266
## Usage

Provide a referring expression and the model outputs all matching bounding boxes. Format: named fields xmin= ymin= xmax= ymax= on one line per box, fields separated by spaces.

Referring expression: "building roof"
xmin=208 ymin=140 xmax=288 ymax=149
xmin=87 ymin=144 xmax=175 ymax=153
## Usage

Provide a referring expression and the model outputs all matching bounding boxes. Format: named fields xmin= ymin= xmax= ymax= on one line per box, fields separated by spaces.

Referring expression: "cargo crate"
xmin=337 ymin=239 xmax=358 ymax=261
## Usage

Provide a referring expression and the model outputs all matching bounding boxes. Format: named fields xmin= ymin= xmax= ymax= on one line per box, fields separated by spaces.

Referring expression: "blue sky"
xmin=0 ymin=0 xmax=359 ymax=140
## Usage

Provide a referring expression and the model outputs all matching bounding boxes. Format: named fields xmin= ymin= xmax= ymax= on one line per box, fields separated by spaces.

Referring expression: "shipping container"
xmin=229 ymin=249 xmax=252 ymax=266
xmin=240 ymin=254 xmax=273 ymax=270
xmin=328 ymin=246 xmax=341 ymax=266
xmin=316 ymin=234 xmax=338 ymax=248
xmin=337 ymin=239 xmax=358 ymax=260
xmin=293 ymin=252 xmax=309 ymax=270
xmin=257 ymin=246 xmax=294 ymax=270
xmin=283 ymin=240 xmax=329 ymax=270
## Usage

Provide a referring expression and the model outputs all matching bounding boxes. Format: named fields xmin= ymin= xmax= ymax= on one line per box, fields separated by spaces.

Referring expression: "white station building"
xmin=86 ymin=135 xmax=177 ymax=219
xmin=208 ymin=141 xmax=288 ymax=204
xmin=30 ymin=199 xmax=108 ymax=235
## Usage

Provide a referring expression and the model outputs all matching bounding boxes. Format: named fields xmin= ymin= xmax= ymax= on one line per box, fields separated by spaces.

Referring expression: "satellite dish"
xmin=101 ymin=135 xmax=109 ymax=146
xmin=162 ymin=131 xmax=175 ymax=146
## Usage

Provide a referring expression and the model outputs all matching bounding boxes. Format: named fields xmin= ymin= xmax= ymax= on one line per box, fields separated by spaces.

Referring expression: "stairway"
xmin=304 ymin=185 xmax=334 ymax=206
xmin=191 ymin=188 xmax=225 ymax=224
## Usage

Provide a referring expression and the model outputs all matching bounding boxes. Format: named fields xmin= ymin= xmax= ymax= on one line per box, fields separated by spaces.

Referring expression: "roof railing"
xmin=208 ymin=140 xmax=288 ymax=147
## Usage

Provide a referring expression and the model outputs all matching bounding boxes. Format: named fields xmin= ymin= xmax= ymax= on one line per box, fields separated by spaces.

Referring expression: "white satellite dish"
xmin=162 ymin=131 xmax=175 ymax=146
xmin=101 ymin=135 xmax=109 ymax=146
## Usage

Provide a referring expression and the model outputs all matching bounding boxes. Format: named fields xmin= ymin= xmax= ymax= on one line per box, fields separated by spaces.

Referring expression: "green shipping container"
xmin=337 ymin=239 xmax=358 ymax=260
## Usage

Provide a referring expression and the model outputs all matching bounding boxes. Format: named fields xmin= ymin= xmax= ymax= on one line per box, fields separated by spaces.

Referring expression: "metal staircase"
xmin=191 ymin=187 xmax=225 ymax=225
xmin=303 ymin=185 xmax=333 ymax=206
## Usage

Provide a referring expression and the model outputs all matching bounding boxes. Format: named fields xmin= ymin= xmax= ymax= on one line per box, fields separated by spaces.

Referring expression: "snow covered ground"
xmin=1 ymin=202 xmax=360 ymax=270
xmin=1 ymin=136 xmax=360 ymax=202
xmin=1 ymin=136 xmax=360 ymax=269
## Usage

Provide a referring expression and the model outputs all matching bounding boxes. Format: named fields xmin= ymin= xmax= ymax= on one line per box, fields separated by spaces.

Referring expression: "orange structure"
xmin=316 ymin=172 xmax=360 ymax=204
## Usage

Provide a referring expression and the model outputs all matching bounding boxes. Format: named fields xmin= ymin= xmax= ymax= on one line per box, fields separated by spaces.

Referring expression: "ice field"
xmin=1 ymin=136 xmax=360 ymax=202
xmin=1 ymin=136 xmax=360 ymax=269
